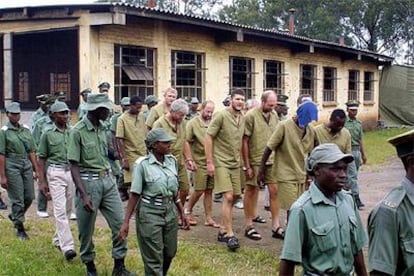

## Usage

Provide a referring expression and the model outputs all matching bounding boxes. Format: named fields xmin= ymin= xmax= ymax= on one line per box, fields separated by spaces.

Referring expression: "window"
xmin=348 ymin=70 xmax=359 ymax=101
xmin=364 ymin=71 xmax=374 ymax=101
xmin=323 ymin=67 xmax=337 ymax=102
xmin=114 ymin=45 xmax=155 ymax=104
xmin=18 ymin=72 xmax=29 ymax=102
xmin=50 ymin=72 xmax=71 ymax=101
xmin=171 ymin=51 xmax=204 ymax=100
xmin=230 ymin=57 xmax=254 ymax=99
xmin=300 ymin=64 xmax=317 ymax=100
xmin=264 ymin=60 xmax=284 ymax=94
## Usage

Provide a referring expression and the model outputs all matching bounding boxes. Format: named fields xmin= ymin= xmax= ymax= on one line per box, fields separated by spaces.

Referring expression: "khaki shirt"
xmin=145 ymin=104 xmax=167 ymax=129
xmin=110 ymin=112 xmax=124 ymax=133
xmin=244 ymin=107 xmax=279 ymax=165
xmin=368 ymin=177 xmax=414 ymax=275
xmin=131 ymin=153 xmax=178 ymax=197
xmin=186 ymin=116 xmax=208 ymax=165
xmin=0 ymin=122 xmax=36 ymax=156
xmin=344 ymin=117 xmax=363 ymax=148
xmin=281 ymin=183 xmax=367 ymax=275
xmin=37 ymin=124 xmax=70 ymax=164
xmin=67 ymin=117 xmax=110 ymax=172
xmin=207 ymin=108 xmax=244 ymax=169
xmin=267 ymin=119 xmax=318 ymax=183
xmin=153 ymin=116 xmax=186 ymax=162
xmin=116 ymin=112 xmax=147 ymax=157
xmin=314 ymin=124 xmax=352 ymax=154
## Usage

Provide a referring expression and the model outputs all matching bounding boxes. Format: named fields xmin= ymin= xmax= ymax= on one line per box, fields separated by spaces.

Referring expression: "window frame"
xmin=300 ymin=64 xmax=317 ymax=100
xmin=322 ymin=67 xmax=337 ymax=103
xmin=263 ymin=60 xmax=284 ymax=94
xmin=348 ymin=70 xmax=360 ymax=101
xmin=230 ymin=56 xmax=255 ymax=99
xmin=363 ymin=71 xmax=374 ymax=102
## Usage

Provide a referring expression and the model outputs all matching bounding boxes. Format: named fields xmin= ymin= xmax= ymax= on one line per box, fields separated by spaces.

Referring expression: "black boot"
xmin=16 ymin=224 xmax=29 ymax=240
xmin=85 ymin=261 xmax=97 ymax=276
xmin=112 ymin=258 xmax=135 ymax=276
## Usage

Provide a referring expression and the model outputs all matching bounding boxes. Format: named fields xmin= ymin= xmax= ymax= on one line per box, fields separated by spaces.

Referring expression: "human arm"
xmin=257 ymin=147 xmax=272 ymax=184
xmin=118 ymin=192 xmax=140 ymax=241
xmin=204 ymin=134 xmax=214 ymax=176
xmin=360 ymin=139 xmax=367 ymax=164
xmin=70 ymin=161 xmax=94 ymax=212
xmin=183 ymin=141 xmax=196 ymax=171
xmin=242 ymin=135 xmax=253 ymax=179
xmin=117 ymin=138 xmax=130 ymax=171
xmin=279 ymin=260 xmax=296 ymax=276
xmin=175 ymin=193 xmax=190 ymax=230
xmin=28 ymin=152 xmax=39 ymax=180
xmin=0 ymin=155 xmax=7 ymax=189
xmin=37 ymin=157 xmax=51 ymax=200
xmin=354 ymin=250 xmax=368 ymax=276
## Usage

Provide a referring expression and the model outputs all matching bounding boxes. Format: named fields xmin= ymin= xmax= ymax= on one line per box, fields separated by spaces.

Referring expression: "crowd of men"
xmin=0 ymin=83 xmax=413 ymax=276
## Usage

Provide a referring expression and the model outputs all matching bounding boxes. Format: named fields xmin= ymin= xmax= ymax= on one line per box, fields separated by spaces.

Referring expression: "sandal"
xmin=252 ymin=215 xmax=267 ymax=224
xmin=245 ymin=227 xmax=262 ymax=241
xmin=227 ymin=236 xmax=240 ymax=251
xmin=217 ymin=231 xmax=228 ymax=243
xmin=272 ymin=227 xmax=285 ymax=240
xmin=205 ymin=220 xmax=220 ymax=228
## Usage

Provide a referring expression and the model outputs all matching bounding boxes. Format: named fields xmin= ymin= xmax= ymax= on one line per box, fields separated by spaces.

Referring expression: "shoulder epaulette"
xmin=22 ymin=124 xmax=30 ymax=129
xmin=1 ymin=126 xmax=8 ymax=131
xmin=381 ymin=186 xmax=406 ymax=209
xmin=135 ymin=156 xmax=148 ymax=165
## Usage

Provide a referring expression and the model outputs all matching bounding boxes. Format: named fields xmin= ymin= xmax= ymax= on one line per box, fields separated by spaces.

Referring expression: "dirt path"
xmin=1 ymin=157 xmax=405 ymax=256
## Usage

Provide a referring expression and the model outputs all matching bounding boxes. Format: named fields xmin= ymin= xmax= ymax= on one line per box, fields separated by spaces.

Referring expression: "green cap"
xmin=144 ymin=95 xmax=158 ymax=105
xmin=120 ymin=97 xmax=130 ymax=106
xmin=145 ymin=128 xmax=175 ymax=148
xmin=191 ymin=97 xmax=199 ymax=104
xmin=346 ymin=100 xmax=359 ymax=110
xmin=87 ymin=93 xmax=114 ymax=111
xmin=277 ymin=94 xmax=289 ymax=106
xmin=80 ymin=88 xmax=92 ymax=95
xmin=6 ymin=102 xmax=21 ymax=113
xmin=98 ymin=82 xmax=110 ymax=89
xmin=36 ymin=94 xmax=51 ymax=104
xmin=388 ymin=129 xmax=414 ymax=158
xmin=306 ymin=143 xmax=354 ymax=173
xmin=50 ymin=101 xmax=70 ymax=113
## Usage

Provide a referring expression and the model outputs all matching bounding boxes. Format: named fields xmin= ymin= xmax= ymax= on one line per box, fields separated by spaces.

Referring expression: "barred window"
xmin=323 ymin=67 xmax=337 ymax=102
xmin=17 ymin=72 xmax=29 ymax=102
xmin=50 ymin=72 xmax=71 ymax=101
xmin=264 ymin=60 xmax=284 ymax=94
xmin=364 ymin=71 xmax=374 ymax=101
xmin=300 ymin=64 xmax=317 ymax=100
xmin=230 ymin=57 xmax=254 ymax=99
xmin=348 ymin=70 xmax=360 ymax=101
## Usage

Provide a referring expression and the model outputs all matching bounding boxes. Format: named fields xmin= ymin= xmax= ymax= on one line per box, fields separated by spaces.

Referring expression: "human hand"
xmin=122 ymin=159 xmax=130 ymax=171
xmin=81 ymin=194 xmax=94 ymax=213
xmin=180 ymin=215 xmax=190 ymax=230
xmin=117 ymin=222 xmax=129 ymax=241
xmin=39 ymin=182 xmax=51 ymax=200
xmin=206 ymin=162 xmax=215 ymax=177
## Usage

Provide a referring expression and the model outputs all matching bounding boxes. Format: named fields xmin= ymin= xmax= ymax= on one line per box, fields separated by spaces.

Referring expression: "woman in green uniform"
xmin=118 ymin=128 xmax=189 ymax=276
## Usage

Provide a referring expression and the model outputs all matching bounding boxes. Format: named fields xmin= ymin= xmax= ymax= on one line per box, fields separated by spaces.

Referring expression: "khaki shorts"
xmin=245 ymin=165 xmax=276 ymax=187
xmin=278 ymin=181 xmax=306 ymax=210
xmin=194 ymin=166 xmax=214 ymax=191
xmin=178 ymin=163 xmax=190 ymax=191
xmin=214 ymin=167 xmax=242 ymax=195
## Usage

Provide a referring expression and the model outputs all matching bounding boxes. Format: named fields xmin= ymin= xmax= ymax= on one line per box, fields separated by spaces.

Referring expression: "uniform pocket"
xmin=403 ymin=239 xmax=414 ymax=267
xmin=83 ymin=142 xmax=98 ymax=161
xmin=311 ymin=221 xmax=337 ymax=252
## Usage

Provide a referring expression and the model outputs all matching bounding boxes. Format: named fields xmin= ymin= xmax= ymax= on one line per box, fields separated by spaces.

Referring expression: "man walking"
xmin=145 ymin=87 xmax=177 ymax=129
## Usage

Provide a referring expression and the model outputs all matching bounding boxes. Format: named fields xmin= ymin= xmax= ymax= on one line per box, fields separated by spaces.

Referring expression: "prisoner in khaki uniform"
xmin=279 ymin=144 xmax=368 ymax=276
xmin=368 ymin=129 xmax=414 ymax=276
xmin=37 ymin=101 xmax=76 ymax=261
xmin=145 ymin=87 xmax=177 ymax=129
xmin=0 ymin=102 xmax=39 ymax=240
xmin=67 ymin=93 xmax=133 ymax=276
xmin=242 ymin=90 xmax=279 ymax=241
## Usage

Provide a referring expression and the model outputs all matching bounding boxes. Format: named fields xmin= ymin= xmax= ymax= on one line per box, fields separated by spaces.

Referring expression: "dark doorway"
xmin=12 ymin=29 xmax=79 ymax=110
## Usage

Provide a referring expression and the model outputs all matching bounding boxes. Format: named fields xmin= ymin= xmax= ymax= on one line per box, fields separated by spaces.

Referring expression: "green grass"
xmin=363 ymin=128 xmax=411 ymax=165
xmin=0 ymin=217 xmax=279 ymax=275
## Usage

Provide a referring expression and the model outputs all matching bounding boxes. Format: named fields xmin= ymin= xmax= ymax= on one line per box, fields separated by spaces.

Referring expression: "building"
xmin=0 ymin=3 xmax=393 ymax=128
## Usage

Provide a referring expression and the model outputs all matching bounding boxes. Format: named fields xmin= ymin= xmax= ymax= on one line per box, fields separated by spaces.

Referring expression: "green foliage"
xmin=0 ymin=219 xmax=278 ymax=275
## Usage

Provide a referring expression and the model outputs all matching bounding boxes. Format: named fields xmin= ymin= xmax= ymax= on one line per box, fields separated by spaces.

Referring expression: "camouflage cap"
xmin=306 ymin=143 xmax=354 ymax=173
xmin=145 ymin=128 xmax=175 ymax=148
xmin=50 ymin=101 xmax=70 ymax=113
xmin=5 ymin=102 xmax=21 ymax=113
xmin=144 ymin=95 xmax=158 ymax=105
xmin=388 ymin=129 xmax=414 ymax=158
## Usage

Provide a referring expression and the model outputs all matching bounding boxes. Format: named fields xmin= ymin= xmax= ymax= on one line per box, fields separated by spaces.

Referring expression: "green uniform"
xmin=145 ymin=104 xmax=167 ymax=129
xmin=314 ymin=124 xmax=352 ymax=154
xmin=0 ymin=122 xmax=36 ymax=227
xmin=131 ymin=153 xmax=179 ymax=276
xmin=116 ymin=112 xmax=147 ymax=183
xmin=67 ymin=117 xmax=127 ymax=263
xmin=281 ymin=183 xmax=367 ymax=275
xmin=77 ymin=102 xmax=88 ymax=121
xmin=344 ymin=117 xmax=363 ymax=195
xmin=267 ymin=119 xmax=318 ymax=209
xmin=185 ymin=110 xmax=199 ymax=121
xmin=368 ymin=177 xmax=414 ymax=275
xmin=31 ymin=107 xmax=48 ymax=129
xmin=38 ymin=124 xmax=71 ymax=165
xmin=153 ymin=116 xmax=189 ymax=191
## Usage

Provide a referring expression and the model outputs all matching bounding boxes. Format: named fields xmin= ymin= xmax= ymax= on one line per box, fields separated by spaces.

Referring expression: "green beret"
xmin=388 ymin=129 xmax=414 ymax=158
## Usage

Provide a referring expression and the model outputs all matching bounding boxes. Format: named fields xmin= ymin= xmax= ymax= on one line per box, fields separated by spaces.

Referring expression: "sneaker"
xmin=37 ymin=210 xmax=49 ymax=218
xmin=234 ymin=199 xmax=244 ymax=209
xmin=0 ymin=198 xmax=7 ymax=210
xmin=69 ymin=213 xmax=77 ymax=220
xmin=64 ymin=249 xmax=77 ymax=261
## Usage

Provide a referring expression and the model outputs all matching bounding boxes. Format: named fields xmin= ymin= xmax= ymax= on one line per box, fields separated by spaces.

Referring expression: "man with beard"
xmin=68 ymin=93 xmax=134 ymax=276
xmin=184 ymin=100 xmax=219 ymax=227
xmin=205 ymin=89 xmax=245 ymax=251
xmin=145 ymin=87 xmax=178 ymax=129
xmin=279 ymin=143 xmax=367 ymax=276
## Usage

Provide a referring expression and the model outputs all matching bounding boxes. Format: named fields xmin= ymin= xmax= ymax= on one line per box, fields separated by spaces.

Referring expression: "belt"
xmin=141 ymin=194 xmax=174 ymax=206
xmin=49 ymin=163 xmax=70 ymax=170
xmin=80 ymin=170 xmax=111 ymax=180
xmin=6 ymin=153 xmax=28 ymax=159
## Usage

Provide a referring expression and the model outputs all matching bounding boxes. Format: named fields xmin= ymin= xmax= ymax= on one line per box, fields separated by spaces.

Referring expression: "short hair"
xmin=231 ymin=88 xmax=245 ymax=99
xmin=163 ymin=87 xmax=178 ymax=96
xmin=130 ymin=95 xmax=143 ymax=105
xmin=170 ymin=99 xmax=189 ymax=114
xmin=329 ymin=109 xmax=346 ymax=121
xmin=201 ymin=100 xmax=215 ymax=110
xmin=261 ymin=90 xmax=276 ymax=102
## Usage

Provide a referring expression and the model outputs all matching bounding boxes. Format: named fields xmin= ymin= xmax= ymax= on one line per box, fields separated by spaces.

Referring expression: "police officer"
xmin=67 ymin=93 xmax=134 ymax=276
xmin=0 ymin=102 xmax=39 ymax=240
xmin=143 ymin=95 xmax=158 ymax=121
xmin=185 ymin=97 xmax=200 ymax=120
xmin=368 ymin=129 xmax=414 ymax=275
xmin=118 ymin=128 xmax=189 ymax=276
xmin=32 ymin=94 xmax=51 ymax=127
xmin=98 ymin=82 xmax=110 ymax=93
xmin=279 ymin=143 xmax=367 ymax=276
xmin=344 ymin=100 xmax=367 ymax=209
xmin=77 ymin=88 xmax=91 ymax=121
xmin=37 ymin=101 xmax=76 ymax=261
